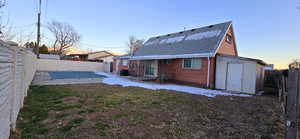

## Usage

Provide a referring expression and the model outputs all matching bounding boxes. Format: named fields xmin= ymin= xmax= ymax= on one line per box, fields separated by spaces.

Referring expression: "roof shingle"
xmin=132 ymin=21 xmax=232 ymax=59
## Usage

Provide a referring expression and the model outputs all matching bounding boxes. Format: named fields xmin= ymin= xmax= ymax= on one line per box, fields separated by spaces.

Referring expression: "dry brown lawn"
xmin=11 ymin=84 xmax=283 ymax=139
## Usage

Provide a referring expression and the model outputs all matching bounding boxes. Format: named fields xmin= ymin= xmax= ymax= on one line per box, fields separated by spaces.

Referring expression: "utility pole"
xmin=36 ymin=0 xmax=42 ymax=58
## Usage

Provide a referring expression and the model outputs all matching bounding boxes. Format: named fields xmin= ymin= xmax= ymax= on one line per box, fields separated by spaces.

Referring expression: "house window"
xmin=122 ymin=60 xmax=128 ymax=66
xmin=162 ymin=59 xmax=171 ymax=64
xmin=183 ymin=58 xmax=201 ymax=69
xmin=226 ymin=34 xmax=232 ymax=43
xmin=145 ymin=60 xmax=155 ymax=76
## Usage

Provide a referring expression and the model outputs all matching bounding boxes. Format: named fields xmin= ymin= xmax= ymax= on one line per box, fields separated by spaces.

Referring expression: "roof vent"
xmin=191 ymin=29 xmax=196 ymax=32
xmin=208 ymin=25 xmax=214 ymax=28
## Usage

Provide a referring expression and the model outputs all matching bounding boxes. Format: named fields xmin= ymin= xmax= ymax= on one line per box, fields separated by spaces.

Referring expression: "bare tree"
xmin=126 ymin=36 xmax=144 ymax=55
xmin=0 ymin=22 xmax=15 ymax=41
xmin=0 ymin=0 xmax=14 ymax=41
xmin=14 ymin=30 xmax=35 ymax=46
xmin=47 ymin=21 xmax=81 ymax=56
xmin=289 ymin=59 xmax=300 ymax=69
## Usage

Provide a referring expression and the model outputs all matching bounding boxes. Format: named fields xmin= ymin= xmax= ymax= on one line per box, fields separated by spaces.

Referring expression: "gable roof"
xmin=88 ymin=50 xmax=115 ymax=60
xmin=88 ymin=50 xmax=115 ymax=56
xmin=131 ymin=21 xmax=232 ymax=60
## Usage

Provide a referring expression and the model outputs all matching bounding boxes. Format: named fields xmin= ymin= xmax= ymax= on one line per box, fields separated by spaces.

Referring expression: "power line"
xmin=44 ymin=0 xmax=48 ymax=21
xmin=9 ymin=23 xmax=36 ymax=29
xmin=80 ymin=42 xmax=125 ymax=48
xmin=36 ymin=0 xmax=42 ymax=57
xmin=33 ymin=0 xmax=37 ymax=14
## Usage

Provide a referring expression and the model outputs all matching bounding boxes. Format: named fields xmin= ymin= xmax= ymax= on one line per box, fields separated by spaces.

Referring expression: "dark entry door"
xmin=110 ymin=62 xmax=113 ymax=72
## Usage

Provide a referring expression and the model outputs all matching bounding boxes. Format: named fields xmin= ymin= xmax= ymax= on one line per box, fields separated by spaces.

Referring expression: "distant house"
xmin=88 ymin=51 xmax=115 ymax=63
xmin=64 ymin=50 xmax=116 ymax=63
xmin=264 ymin=64 xmax=274 ymax=70
xmin=114 ymin=21 xmax=266 ymax=94
xmin=39 ymin=54 xmax=60 ymax=60
xmin=64 ymin=54 xmax=88 ymax=61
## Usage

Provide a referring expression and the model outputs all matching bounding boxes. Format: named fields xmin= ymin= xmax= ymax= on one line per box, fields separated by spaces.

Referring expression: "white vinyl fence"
xmin=0 ymin=41 xmax=37 ymax=139
xmin=37 ymin=59 xmax=105 ymax=72
xmin=0 ymin=42 xmax=112 ymax=139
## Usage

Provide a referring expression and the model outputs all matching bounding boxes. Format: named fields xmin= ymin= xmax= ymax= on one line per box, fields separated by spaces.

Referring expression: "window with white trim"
xmin=183 ymin=58 xmax=202 ymax=69
xmin=226 ymin=34 xmax=232 ymax=43
xmin=162 ymin=59 xmax=171 ymax=64
xmin=122 ymin=60 xmax=128 ymax=66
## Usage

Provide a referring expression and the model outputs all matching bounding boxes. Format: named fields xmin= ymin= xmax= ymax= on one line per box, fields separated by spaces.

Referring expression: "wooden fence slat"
xmin=285 ymin=70 xmax=299 ymax=139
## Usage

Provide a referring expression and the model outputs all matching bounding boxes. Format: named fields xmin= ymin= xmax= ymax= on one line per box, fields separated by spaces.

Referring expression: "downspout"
xmin=206 ymin=57 xmax=211 ymax=88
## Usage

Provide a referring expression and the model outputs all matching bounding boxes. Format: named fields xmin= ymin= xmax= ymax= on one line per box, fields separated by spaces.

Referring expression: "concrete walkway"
xmin=32 ymin=72 xmax=103 ymax=85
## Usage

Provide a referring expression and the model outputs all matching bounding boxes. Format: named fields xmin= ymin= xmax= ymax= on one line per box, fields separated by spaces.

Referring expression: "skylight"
xmin=144 ymin=40 xmax=160 ymax=46
xmin=185 ymin=30 xmax=222 ymax=41
xmin=159 ymin=35 xmax=185 ymax=45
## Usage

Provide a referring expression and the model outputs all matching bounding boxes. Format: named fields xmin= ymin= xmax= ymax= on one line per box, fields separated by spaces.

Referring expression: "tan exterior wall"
xmin=98 ymin=56 xmax=114 ymax=63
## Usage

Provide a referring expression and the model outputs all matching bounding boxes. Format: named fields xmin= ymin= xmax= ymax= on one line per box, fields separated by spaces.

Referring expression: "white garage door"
xmin=226 ymin=63 xmax=243 ymax=92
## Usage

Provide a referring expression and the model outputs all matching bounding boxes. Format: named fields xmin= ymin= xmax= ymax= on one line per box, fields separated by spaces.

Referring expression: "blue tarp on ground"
xmin=48 ymin=71 xmax=106 ymax=79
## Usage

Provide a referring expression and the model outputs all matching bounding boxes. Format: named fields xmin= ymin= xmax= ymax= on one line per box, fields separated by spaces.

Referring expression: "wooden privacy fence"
xmin=0 ymin=41 xmax=37 ymax=139
xmin=278 ymin=69 xmax=300 ymax=139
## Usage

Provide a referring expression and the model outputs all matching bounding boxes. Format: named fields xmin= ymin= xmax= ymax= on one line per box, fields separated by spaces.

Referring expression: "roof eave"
xmin=129 ymin=53 xmax=214 ymax=60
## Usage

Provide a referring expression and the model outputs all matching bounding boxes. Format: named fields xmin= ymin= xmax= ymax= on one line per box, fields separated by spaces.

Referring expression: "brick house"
xmin=114 ymin=21 xmax=265 ymax=91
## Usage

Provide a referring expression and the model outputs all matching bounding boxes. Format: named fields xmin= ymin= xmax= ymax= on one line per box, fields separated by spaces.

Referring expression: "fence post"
xmin=285 ymin=69 xmax=299 ymax=139
xmin=9 ymin=47 xmax=17 ymax=131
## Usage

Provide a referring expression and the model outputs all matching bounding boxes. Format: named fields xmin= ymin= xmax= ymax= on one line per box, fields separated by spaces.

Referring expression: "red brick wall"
xmin=159 ymin=58 xmax=216 ymax=87
xmin=129 ymin=60 xmax=144 ymax=76
xmin=217 ymin=26 xmax=238 ymax=56
xmin=115 ymin=58 xmax=216 ymax=88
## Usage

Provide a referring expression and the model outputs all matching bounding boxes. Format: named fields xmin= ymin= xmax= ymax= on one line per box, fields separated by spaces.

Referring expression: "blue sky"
xmin=4 ymin=0 xmax=300 ymax=69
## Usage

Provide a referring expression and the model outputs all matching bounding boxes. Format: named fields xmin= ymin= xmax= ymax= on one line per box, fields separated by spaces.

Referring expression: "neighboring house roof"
xmin=131 ymin=21 xmax=232 ymax=60
xmin=63 ymin=47 xmax=88 ymax=55
xmin=264 ymin=64 xmax=274 ymax=70
xmin=67 ymin=54 xmax=88 ymax=56
xmin=88 ymin=50 xmax=115 ymax=60
xmin=114 ymin=54 xmax=131 ymax=59
xmin=88 ymin=50 xmax=114 ymax=55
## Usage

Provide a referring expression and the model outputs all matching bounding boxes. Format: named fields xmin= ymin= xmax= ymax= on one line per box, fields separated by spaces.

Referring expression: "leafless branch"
xmin=126 ymin=35 xmax=144 ymax=54
xmin=289 ymin=59 xmax=300 ymax=69
xmin=47 ymin=20 xmax=81 ymax=56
